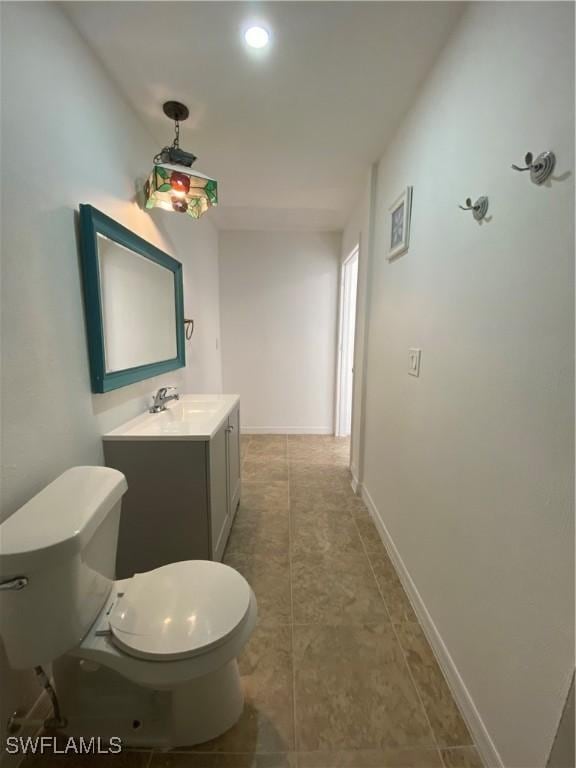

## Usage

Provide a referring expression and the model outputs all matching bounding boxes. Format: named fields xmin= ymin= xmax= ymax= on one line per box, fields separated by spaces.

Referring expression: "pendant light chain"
xmin=152 ymin=117 xmax=181 ymax=163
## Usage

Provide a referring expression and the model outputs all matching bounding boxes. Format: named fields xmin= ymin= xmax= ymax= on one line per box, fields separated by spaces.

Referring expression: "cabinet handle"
xmin=225 ymin=425 xmax=234 ymax=433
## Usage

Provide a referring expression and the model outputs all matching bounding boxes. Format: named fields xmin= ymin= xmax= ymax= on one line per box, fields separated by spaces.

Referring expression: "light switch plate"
xmin=408 ymin=348 xmax=421 ymax=377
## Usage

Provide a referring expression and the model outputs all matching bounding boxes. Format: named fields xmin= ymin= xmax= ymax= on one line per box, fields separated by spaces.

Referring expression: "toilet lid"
xmin=108 ymin=561 xmax=252 ymax=661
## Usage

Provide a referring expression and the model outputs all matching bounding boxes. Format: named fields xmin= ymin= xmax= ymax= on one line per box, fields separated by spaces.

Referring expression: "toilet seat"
xmin=108 ymin=560 xmax=252 ymax=662
xmin=75 ymin=585 xmax=258 ymax=689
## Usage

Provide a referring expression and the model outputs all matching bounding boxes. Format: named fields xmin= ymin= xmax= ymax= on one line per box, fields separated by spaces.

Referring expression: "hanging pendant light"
xmin=144 ymin=101 xmax=218 ymax=219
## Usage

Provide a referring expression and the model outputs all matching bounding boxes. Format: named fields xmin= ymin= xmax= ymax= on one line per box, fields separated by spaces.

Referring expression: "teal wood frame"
xmin=79 ymin=204 xmax=185 ymax=393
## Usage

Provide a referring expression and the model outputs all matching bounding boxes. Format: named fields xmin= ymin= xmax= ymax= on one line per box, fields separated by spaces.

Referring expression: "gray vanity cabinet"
xmin=227 ymin=404 xmax=241 ymax=518
xmin=104 ymin=403 xmax=241 ymax=578
xmin=209 ymin=405 xmax=241 ymax=560
xmin=209 ymin=423 xmax=229 ymax=563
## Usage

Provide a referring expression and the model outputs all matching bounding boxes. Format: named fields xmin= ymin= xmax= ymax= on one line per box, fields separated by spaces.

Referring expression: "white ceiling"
xmin=65 ymin=2 xmax=463 ymax=231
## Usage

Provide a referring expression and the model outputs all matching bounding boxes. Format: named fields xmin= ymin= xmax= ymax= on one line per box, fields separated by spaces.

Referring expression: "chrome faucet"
xmin=150 ymin=386 xmax=180 ymax=413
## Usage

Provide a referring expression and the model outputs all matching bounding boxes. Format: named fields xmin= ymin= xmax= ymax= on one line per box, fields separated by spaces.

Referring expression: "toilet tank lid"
xmin=0 ymin=467 xmax=127 ymax=573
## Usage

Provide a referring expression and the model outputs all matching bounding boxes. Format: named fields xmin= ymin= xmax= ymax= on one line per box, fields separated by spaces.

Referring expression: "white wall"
xmin=219 ymin=231 xmax=341 ymax=433
xmin=167 ymin=214 xmax=222 ymax=396
xmin=0 ymin=0 xmax=221 ymax=730
xmin=354 ymin=3 xmax=574 ymax=767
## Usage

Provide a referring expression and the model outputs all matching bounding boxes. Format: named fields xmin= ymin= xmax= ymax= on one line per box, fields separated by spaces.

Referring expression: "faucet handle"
xmin=157 ymin=386 xmax=178 ymax=398
xmin=150 ymin=386 xmax=180 ymax=413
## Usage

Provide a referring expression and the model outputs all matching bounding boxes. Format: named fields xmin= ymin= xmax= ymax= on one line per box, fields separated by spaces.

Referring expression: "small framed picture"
xmin=388 ymin=186 xmax=413 ymax=261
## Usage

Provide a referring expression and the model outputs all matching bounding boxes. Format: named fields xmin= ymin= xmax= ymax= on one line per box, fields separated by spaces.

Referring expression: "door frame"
xmin=335 ymin=245 xmax=359 ymax=438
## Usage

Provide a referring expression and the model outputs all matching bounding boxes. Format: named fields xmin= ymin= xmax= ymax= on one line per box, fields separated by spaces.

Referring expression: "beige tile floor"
xmin=23 ymin=436 xmax=484 ymax=768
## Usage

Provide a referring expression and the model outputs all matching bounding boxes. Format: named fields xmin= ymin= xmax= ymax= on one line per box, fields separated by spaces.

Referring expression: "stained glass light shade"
xmin=144 ymin=163 xmax=218 ymax=219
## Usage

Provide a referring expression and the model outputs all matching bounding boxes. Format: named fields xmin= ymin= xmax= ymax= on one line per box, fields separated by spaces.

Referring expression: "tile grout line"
xmin=340 ymin=465 xmax=444 ymax=758
xmin=352 ymin=514 xmax=445 ymax=763
xmin=286 ymin=435 xmax=300 ymax=765
xmin=354 ymin=515 xmax=479 ymax=760
xmin=239 ymin=437 xmax=456 ymax=765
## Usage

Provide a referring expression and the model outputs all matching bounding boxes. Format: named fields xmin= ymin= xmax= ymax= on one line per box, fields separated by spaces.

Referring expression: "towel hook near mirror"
xmin=184 ymin=319 xmax=195 ymax=341
xmin=459 ymin=196 xmax=489 ymax=221
xmin=511 ymin=150 xmax=555 ymax=185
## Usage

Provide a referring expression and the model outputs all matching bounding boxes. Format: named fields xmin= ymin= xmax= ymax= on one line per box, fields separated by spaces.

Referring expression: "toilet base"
xmin=171 ymin=659 xmax=244 ymax=745
xmin=53 ymin=656 xmax=245 ymax=748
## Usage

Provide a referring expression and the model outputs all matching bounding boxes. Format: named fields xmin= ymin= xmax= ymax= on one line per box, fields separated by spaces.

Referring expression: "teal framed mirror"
xmin=79 ymin=204 xmax=185 ymax=393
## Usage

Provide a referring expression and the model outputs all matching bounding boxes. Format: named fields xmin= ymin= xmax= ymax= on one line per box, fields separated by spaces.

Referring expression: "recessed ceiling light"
xmin=244 ymin=26 xmax=270 ymax=49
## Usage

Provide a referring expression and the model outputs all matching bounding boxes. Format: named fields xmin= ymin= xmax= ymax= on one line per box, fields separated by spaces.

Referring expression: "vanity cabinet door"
xmin=209 ymin=422 xmax=230 ymax=562
xmin=226 ymin=405 xmax=241 ymax=521
xmin=105 ymin=440 xmax=210 ymax=578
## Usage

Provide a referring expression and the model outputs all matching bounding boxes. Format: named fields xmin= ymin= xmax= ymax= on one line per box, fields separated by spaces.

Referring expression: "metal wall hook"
xmin=511 ymin=150 xmax=555 ymax=185
xmin=459 ymin=196 xmax=489 ymax=221
xmin=184 ymin=318 xmax=195 ymax=341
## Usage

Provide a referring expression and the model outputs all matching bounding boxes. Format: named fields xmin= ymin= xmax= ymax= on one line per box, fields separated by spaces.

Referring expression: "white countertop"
xmin=103 ymin=394 xmax=240 ymax=441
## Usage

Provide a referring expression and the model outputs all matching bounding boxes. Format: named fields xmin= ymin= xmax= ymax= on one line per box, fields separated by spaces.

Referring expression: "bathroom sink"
xmin=157 ymin=401 xmax=222 ymax=419
xmin=104 ymin=394 xmax=240 ymax=441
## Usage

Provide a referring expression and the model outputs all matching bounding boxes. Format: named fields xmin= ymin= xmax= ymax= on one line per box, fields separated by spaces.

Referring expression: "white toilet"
xmin=0 ymin=466 xmax=257 ymax=747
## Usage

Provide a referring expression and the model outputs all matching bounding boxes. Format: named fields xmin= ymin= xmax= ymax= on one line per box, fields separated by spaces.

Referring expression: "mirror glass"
xmin=97 ymin=234 xmax=177 ymax=372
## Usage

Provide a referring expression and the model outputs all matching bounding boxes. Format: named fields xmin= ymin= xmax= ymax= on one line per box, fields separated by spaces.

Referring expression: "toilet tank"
xmin=0 ymin=466 xmax=127 ymax=669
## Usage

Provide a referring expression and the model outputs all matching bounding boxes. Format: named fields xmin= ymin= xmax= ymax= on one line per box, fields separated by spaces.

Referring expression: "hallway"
xmin=165 ymin=435 xmax=485 ymax=767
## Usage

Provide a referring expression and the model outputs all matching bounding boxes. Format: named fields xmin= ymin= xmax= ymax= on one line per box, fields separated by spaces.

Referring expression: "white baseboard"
xmin=360 ymin=483 xmax=503 ymax=768
xmin=242 ymin=427 xmax=333 ymax=435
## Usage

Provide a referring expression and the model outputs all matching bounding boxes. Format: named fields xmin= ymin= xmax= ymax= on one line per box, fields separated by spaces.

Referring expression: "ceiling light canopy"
xmin=144 ymin=101 xmax=217 ymax=219
xmin=244 ymin=25 xmax=270 ymax=49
